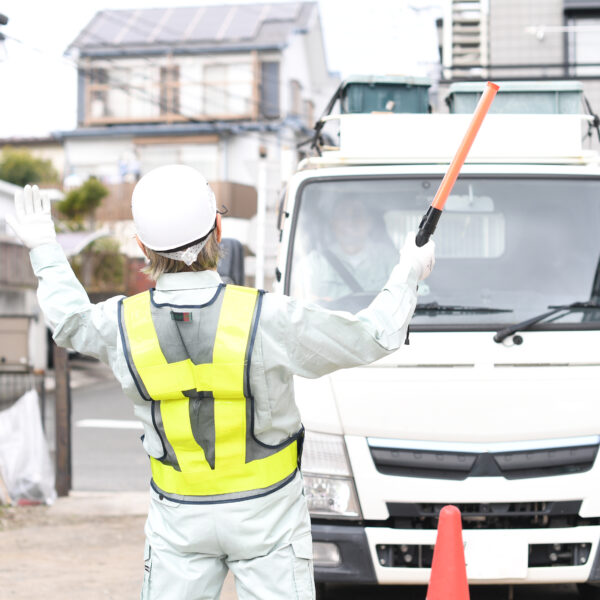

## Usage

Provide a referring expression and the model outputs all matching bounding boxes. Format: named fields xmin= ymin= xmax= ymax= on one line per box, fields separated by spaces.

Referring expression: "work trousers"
xmin=141 ymin=472 xmax=315 ymax=600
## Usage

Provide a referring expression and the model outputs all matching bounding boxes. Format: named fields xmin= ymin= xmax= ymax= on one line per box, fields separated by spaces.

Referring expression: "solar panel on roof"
xmin=224 ymin=5 xmax=263 ymax=40
xmin=188 ymin=5 xmax=231 ymax=41
xmin=159 ymin=7 xmax=202 ymax=42
xmin=265 ymin=2 xmax=301 ymax=21
xmin=118 ymin=9 xmax=168 ymax=44
xmin=89 ymin=12 xmax=128 ymax=45
xmin=72 ymin=2 xmax=312 ymax=49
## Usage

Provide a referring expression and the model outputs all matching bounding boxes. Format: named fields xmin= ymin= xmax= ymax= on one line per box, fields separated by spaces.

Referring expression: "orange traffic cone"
xmin=426 ymin=504 xmax=470 ymax=600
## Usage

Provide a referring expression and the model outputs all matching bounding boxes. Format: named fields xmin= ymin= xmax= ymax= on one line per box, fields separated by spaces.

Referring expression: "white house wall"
xmin=136 ymin=142 xmax=219 ymax=180
xmin=64 ymin=133 xmax=280 ymax=192
xmin=64 ymin=137 xmax=137 ymax=184
xmin=225 ymin=133 xmax=268 ymax=186
xmin=281 ymin=32 xmax=311 ymax=117
xmin=281 ymin=26 xmax=338 ymax=121
xmin=64 ymin=136 xmax=222 ymax=183
xmin=302 ymin=19 xmax=338 ymax=111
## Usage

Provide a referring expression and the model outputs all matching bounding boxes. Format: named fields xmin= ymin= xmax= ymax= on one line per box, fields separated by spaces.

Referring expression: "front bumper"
xmin=311 ymin=523 xmax=376 ymax=584
xmin=312 ymin=522 xmax=600 ymax=585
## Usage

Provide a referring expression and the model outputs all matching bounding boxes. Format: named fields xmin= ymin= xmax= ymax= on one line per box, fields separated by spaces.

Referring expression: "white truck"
xmin=274 ymin=78 xmax=600 ymax=597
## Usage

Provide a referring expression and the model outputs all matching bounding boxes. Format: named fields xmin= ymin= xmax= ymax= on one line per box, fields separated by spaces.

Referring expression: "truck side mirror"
xmin=277 ymin=188 xmax=288 ymax=238
xmin=218 ymin=238 xmax=245 ymax=286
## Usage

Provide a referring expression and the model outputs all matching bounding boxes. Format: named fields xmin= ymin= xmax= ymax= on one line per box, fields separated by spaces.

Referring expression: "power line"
xmin=78 ymin=8 xmax=324 ymax=98
xmin=68 ymin=20 xmax=313 ymax=146
xmin=70 ymin=18 xmax=307 ymax=138
xmin=3 ymin=30 xmax=310 ymax=148
xmin=3 ymin=5 xmax=324 ymax=144
xmin=2 ymin=32 xmax=78 ymax=68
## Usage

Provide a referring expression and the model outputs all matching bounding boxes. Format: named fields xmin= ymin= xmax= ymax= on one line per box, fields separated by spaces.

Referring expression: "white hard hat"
xmin=132 ymin=164 xmax=217 ymax=251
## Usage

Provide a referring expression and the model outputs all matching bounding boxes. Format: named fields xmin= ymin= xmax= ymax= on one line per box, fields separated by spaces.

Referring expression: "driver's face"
xmin=332 ymin=199 xmax=372 ymax=255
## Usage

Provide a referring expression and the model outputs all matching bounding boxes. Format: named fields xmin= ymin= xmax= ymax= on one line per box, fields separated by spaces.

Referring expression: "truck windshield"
xmin=287 ymin=175 xmax=600 ymax=327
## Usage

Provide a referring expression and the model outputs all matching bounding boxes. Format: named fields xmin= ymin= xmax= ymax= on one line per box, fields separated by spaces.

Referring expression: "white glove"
xmin=5 ymin=184 xmax=56 ymax=249
xmin=399 ymin=231 xmax=435 ymax=281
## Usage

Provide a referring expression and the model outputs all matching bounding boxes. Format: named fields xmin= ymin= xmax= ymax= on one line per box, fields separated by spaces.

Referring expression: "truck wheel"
xmin=578 ymin=583 xmax=600 ymax=599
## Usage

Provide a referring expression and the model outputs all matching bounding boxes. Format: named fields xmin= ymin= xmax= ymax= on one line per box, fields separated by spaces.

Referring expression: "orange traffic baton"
xmin=415 ymin=81 xmax=500 ymax=247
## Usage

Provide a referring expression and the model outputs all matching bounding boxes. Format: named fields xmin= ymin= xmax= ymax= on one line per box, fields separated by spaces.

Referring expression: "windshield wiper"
xmin=415 ymin=302 xmax=513 ymax=315
xmin=493 ymin=301 xmax=600 ymax=343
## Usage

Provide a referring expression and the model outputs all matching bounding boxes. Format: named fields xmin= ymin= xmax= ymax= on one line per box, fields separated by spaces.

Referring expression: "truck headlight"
xmin=301 ymin=431 xmax=362 ymax=519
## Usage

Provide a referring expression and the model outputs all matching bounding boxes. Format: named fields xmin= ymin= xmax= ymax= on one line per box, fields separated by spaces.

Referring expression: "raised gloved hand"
xmin=399 ymin=231 xmax=435 ymax=281
xmin=5 ymin=184 xmax=56 ymax=249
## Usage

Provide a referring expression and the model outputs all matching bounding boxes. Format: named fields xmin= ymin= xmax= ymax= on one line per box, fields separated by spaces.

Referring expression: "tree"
xmin=57 ymin=177 xmax=109 ymax=226
xmin=71 ymin=237 xmax=125 ymax=294
xmin=0 ymin=146 xmax=58 ymax=187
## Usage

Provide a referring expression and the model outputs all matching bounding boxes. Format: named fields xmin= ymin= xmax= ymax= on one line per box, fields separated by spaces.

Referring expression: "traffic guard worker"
xmin=7 ymin=165 xmax=435 ymax=600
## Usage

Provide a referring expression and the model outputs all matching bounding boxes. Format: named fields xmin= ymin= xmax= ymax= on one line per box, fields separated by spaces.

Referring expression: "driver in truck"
xmin=292 ymin=196 xmax=399 ymax=304
xmin=7 ymin=167 xmax=434 ymax=600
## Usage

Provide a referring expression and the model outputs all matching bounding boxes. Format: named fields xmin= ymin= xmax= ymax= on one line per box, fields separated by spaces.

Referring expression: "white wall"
xmin=222 ymin=134 xmax=262 ymax=186
xmin=281 ymin=25 xmax=340 ymax=121
xmin=64 ymin=136 xmax=223 ymax=184
xmin=64 ymin=137 xmax=136 ymax=185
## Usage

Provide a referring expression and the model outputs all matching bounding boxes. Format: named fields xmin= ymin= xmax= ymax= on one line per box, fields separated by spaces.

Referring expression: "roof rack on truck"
xmin=301 ymin=78 xmax=600 ymax=169
xmin=303 ymin=75 xmax=432 ymax=156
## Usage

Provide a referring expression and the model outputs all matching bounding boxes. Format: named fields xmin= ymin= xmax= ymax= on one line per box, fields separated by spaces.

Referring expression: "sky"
xmin=0 ymin=0 xmax=442 ymax=139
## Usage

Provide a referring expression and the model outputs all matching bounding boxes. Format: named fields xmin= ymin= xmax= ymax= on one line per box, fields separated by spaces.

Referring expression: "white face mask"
xmin=155 ymin=238 xmax=209 ymax=266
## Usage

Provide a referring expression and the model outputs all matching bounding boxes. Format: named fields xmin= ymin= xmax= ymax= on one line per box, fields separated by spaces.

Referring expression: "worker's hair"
xmin=141 ymin=231 xmax=221 ymax=280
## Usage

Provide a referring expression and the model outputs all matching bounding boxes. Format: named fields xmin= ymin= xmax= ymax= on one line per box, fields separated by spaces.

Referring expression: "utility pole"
xmin=53 ymin=343 xmax=71 ymax=496
xmin=255 ymin=145 xmax=268 ymax=289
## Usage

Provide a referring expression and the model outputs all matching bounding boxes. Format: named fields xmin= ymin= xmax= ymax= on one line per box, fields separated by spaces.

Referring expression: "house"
xmin=63 ymin=2 xmax=339 ymax=288
xmin=439 ymin=0 xmax=600 ymax=134
xmin=0 ymin=180 xmax=48 ymax=370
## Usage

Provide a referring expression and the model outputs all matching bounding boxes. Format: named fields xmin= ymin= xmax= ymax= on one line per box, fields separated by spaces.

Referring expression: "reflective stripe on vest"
xmin=119 ymin=285 xmax=298 ymax=499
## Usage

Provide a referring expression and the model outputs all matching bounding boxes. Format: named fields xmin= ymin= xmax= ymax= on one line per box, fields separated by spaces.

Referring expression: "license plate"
xmin=464 ymin=534 xmax=528 ymax=580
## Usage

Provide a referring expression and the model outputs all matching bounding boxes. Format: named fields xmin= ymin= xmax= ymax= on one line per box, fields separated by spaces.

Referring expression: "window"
xmin=85 ymin=59 xmax=254 ymax=122
xmin=88 ymin=68 xmax=109 ymax=118
xmin=260 ymin=61 xmax=280 ymax=119
xmin=127 ymin=65 xmax=159 ymax=119
xmin=288 ymin=175 xmax=600 ymax=327
xmin=203 ymin=63 xmax=253 ymax=117
xmin=567 ymin=11 xmax=600 ymax=76
xmin=86 ymin=63 xmax=160 ymax=122
xmin=160 ymin=65 xmax=180 ymax=116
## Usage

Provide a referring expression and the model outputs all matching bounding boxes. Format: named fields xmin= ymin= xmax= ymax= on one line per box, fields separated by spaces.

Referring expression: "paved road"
xmin=55 ymin=359 xmax=585 ymax=600
xmin=71 ymin=373 xmax=150 ymax=492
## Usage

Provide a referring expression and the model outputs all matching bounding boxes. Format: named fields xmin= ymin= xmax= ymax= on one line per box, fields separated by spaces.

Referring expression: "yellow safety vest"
xmin=118 ymin=284 xmax=299 ymax=501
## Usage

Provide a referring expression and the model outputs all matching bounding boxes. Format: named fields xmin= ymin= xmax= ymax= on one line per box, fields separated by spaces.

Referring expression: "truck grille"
xmin=368 ymin=440 xmax=599 ymax=480
xmin=385 ymin=501 xmax=600 ymax=529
